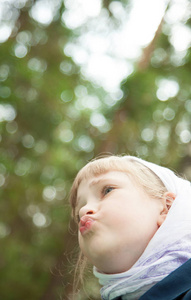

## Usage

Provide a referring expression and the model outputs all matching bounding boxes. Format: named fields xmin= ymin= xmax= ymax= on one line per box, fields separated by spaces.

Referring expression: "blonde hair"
xmin=69 ymin=155 xmax=167 ymax=293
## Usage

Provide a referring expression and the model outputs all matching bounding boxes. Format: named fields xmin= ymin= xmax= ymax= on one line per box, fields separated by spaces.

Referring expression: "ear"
xmin=157 ymin=192 xmax=176 ymax=227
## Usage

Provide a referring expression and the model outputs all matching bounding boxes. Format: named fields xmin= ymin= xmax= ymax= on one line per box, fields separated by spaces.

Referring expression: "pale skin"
xmin=76 ymin=171 xmax=176 ymax=274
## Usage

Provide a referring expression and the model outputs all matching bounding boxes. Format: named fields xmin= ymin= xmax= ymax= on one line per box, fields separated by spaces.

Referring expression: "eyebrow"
xmin=89 ymin=178 xmax=103 ymax=187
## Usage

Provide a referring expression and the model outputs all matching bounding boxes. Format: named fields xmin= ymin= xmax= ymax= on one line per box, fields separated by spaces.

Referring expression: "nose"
xmin=79 ymin=203 xmax=97 ymax=220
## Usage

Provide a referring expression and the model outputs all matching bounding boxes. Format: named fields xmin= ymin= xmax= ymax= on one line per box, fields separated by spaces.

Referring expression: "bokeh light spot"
xmin=15 ymin=157 xmax=31 ymax=176
xmin=28 ymin=57 xmax=47 ymax=72
xmin=156 ymin=78 xmax=179 ymax=101
xmin=33 ymin=212 xmax=46 ymax=227
xmin=6 ymin=121 xmax=18 ymax=134
xmin=141 ymin=128 xmax=154 ymax=142
xmin=163 ymin=107 xmax=175 ymax=121
xmin=0 ymin=223 xmax=11 ymax=238
xmin=14 ymin=43 xmax=28 ymax=58
xmin=0 ymin=174 xmax=5 ymax=187
xmin=180 ymin=130 xmax=191 ymax=144
xmin=0 ymin=104 xmax=16 ymax=122
xmin=22 ymin=134 xmax=35 ymax=148
xmin=60 ymin=90 xmax=73 ymax=102
xmin=77 ymin=135 xmax=94 ymax=152
xmin=0 ymin=24 xmax=12 ymax=43
xmin=43 ymin=186 xmax=56 ymax=202
xmin=0 ymin=64 xmax=9 ymax=81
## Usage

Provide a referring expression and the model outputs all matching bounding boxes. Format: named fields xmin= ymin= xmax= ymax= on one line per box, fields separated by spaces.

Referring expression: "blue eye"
xmin=103 ymin=186 xmax=114 ymax=196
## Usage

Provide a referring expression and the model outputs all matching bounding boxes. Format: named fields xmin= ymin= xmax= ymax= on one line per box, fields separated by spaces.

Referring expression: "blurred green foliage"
xmin=0 ymin=0 xmax=190 ymax=299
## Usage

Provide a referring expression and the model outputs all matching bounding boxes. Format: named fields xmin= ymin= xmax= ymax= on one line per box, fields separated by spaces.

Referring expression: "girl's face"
xmin=76 ymin=171 xmax=164 ymax=274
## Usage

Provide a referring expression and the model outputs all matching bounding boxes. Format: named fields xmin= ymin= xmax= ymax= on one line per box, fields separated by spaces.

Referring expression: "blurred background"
xmin=0 ymin=0 xmax=190 ymax=299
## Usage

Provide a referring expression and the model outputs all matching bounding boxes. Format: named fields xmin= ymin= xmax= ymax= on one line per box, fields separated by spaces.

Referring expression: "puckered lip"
xmin=79 ymin=215 xmax=95 ymax=235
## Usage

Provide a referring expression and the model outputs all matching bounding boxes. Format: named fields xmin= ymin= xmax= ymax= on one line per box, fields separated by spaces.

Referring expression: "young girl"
xmin=69 ymin=155 xmax=191 ymax=299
